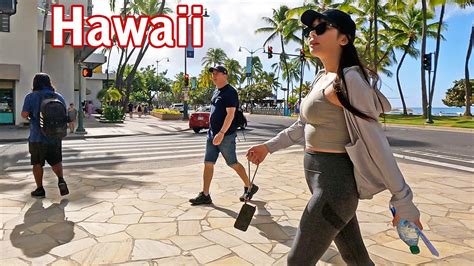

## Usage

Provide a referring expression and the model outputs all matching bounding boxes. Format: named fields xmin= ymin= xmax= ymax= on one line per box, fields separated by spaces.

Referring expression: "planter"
xmin=151 ymin=112 xmax=183 ymax=120
xmin=99 ymin=118 xmax=124 ymax=123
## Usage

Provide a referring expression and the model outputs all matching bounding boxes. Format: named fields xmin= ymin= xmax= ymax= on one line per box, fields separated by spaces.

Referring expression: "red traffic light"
xmin=184 ymin=74 xmax=190 ymax=87
xmin=267 ymin=46 xmax=273 ymax=59
xmin=82 ymin=68 xmax=93 ymax=77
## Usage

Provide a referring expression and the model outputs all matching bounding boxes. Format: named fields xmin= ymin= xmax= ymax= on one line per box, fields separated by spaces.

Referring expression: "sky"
xmin=91 ymin=0 xmax=474 ymax=108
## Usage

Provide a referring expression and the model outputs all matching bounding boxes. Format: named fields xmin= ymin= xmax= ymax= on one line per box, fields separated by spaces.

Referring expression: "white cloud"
xmin=444 ymin=4 xmax=474 ymax=21
xmin=91 ymin=0 xmax=308 ymax=89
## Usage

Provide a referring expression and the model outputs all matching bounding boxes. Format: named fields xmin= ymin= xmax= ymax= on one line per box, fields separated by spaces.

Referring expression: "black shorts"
xmin=28 ymin=142 xmax=62 ymax=166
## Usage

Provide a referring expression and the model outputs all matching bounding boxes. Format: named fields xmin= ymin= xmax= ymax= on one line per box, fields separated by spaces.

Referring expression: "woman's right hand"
xmin=246 ymin=144 xmax=269 ymax=165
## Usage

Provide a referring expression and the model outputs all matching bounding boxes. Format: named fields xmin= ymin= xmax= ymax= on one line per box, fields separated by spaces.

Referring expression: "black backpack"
xmin=234 ymin=109 xmax=247 ymax=128
xmin=39 ymin=94 xmax=68 ymax=139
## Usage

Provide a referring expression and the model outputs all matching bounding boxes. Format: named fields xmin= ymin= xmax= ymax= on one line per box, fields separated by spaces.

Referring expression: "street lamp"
xmin=183 ymin=8 xmax=209 ymax=120
xmin=238 ymin=46 xmax=264 ymax=112
xmin=156 ymin=57 xmax=169 ymax=75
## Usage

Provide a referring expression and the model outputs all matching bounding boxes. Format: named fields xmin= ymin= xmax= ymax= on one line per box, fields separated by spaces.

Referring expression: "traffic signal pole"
xmin=76 ymin=62 xmax=87 ymax=134
xmin=424 ymin=53 xmax=434 ymax=124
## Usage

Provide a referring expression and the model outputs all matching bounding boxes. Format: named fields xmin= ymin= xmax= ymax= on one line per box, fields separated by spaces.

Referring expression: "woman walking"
xmin=247 ymin=9 xmax=422 ymax=265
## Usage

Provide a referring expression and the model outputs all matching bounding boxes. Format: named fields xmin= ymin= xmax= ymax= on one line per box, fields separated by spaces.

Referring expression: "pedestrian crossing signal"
xmin=82 ymin=68 xmax=93 ymax=77
xmin=267 ymin=46 xmax=273 ymax=59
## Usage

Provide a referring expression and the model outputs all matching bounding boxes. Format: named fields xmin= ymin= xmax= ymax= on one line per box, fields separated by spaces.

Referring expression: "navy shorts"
xmin=204 ymin=133 xmax=238 ymax=166
xmin=29 ymin=141 xmax=62 ymax=166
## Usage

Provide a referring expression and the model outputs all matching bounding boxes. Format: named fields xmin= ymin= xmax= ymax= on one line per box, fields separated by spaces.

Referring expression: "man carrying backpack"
xmin=21 ymin=73 xmax=69 ymax=198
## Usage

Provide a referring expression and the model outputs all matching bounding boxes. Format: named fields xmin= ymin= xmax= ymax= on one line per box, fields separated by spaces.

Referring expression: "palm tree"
xmin=255 ymin=5 xmax=300 ymax=111
xmin=223 ymin=59 xmax=242 ymax=86
xmin=465 ymin=25 xmax=473 ymax=116
xmin=201 ymin=48 xmax=228 ymax=68
xmin=430 ymin=0 xmax=472 ymax=114
xmin=388 ymin=6 xmax=438 ymax=114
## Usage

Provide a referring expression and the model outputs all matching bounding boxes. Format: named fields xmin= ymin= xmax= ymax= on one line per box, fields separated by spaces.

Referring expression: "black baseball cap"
xmin=301 ymin=9 xmax=356 ymax=40
xmin=208 ymin=65 xmax=228 ymax=75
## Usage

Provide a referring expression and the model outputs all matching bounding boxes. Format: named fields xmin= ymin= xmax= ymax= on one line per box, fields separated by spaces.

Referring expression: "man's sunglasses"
xmin=303 ymin=22 xmax=337 ymax=38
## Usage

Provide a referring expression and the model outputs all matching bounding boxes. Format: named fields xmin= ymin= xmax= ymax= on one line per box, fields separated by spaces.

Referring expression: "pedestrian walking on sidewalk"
xmin=21 ymin=73 xmax=70 ymax=199
xmin=128 ymin=102 xmax=134 ymax=118
xmin=67 ymin=103 xmax=77 ymax=133
xmin=86 ymin=100 xmax=93 ymax=118
xmin=247 ymin=9 xmax=422 ymax=266
xmin=137 ymin=104 xmax=143 ymax=118
xmin=189 ymin=66 xmax=258 ymax=205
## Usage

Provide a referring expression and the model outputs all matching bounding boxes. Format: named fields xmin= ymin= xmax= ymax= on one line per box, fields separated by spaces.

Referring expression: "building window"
xmin=0 ymin=14 xmax=10 ymax=32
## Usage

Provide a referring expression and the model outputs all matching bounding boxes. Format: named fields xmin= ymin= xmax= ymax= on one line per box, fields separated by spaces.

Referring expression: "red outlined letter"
xmin=52 ymin=5 xmax=84 ymax=48
xmin=149 ymin=16 xmax=175 ymax=48
xmin=86 ymin=15 xmax=113 ymax=48
xmin=111 ymin=16 xmax=149 ymax=48
xmin=176 ymin=5 xmax=189 ymax=48
xmin=190 ymin=5 xmax=203 ymax=48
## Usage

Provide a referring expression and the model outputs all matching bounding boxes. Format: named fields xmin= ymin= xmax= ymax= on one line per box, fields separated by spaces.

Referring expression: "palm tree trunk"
xmin=280 ymin=36 xmax=290 ymax=114
xmin=396 ymin=47 xmax=409 ymax=115
xmin=420 ymin=0 xmax=428 ymax=118
xmin=373 ymin=0 xmax=378 ymax=72
xmin=40 ymin=0 xmax=51 ymax=72
xmin=430 ymin=4 xmax=445 ymax=112
xmin=465 ymin=26 xmax=473 ymax=117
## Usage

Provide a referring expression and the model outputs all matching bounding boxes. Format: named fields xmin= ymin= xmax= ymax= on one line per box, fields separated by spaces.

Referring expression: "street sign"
xmin=246 ymin=57 xmax=252 ymax=77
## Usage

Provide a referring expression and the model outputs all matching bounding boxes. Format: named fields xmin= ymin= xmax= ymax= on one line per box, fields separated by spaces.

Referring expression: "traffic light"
xmin=423 ymin=53 xmax=432 ymax=71
xmin=267 ymin=46 xmax=273 ymax=59
xmin=299 ymin=48 xmax=305 ymax=62
xmin=184 ymin=74 xmax=190 ymax=87
xmin=81 ymin=68 xmax=93 ymax=77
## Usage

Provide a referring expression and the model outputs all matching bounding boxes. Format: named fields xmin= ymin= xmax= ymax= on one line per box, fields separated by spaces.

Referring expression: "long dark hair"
xmin=333 ymin=40 xmax=379 ymax=121
xmin=32 ymin=73 xmax=55 ymax=92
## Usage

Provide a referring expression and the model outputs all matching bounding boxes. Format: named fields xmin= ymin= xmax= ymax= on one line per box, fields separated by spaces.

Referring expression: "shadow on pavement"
xmin=386 ymin=137 xmax=429 ymax=147
xmin=211 ymin=200 xmax=297 ymax=247
xmin=10 ymin=199 xmax=74 ymax=258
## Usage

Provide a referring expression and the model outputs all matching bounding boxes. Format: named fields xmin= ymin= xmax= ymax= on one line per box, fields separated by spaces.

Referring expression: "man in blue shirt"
xmin=189 ymin=66 xmax=258 ymax=205
xmin=21 ymin=73 xmax=69 ymax=198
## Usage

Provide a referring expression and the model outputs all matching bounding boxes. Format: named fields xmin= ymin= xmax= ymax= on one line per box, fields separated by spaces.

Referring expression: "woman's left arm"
xmin=345 ymin=68 xmax=421 ymax=224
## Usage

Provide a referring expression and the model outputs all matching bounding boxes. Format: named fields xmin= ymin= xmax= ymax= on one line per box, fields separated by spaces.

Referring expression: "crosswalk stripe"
xmin=393 ymin=153 xmax=474 ymax=173
xmin=6 ymin=146 xmax=303 ymax=171
xmin=402 ymin=149 xmax=474 ymax=164
xmin=19 ymin=141 xmax=265 ymax=163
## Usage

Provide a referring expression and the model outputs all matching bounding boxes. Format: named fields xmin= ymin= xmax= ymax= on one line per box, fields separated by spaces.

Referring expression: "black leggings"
xmin=288 ymin=152 xmax=374 ymax=266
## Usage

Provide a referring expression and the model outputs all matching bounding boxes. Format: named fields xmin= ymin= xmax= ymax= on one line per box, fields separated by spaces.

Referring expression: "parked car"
xmin=189 ymin=106 xmax=247 ymax=133
xmin=170 ymin=103 xmax=184 ymax=113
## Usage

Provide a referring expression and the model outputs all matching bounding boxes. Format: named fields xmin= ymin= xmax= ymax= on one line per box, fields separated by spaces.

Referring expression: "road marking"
xmin=7 ymin=146 xmax=302 ymax=171
xmin=394 ymin=153 xmax=474 ymax=173
xmin=402 ymin=149 xmax=474 ymax=164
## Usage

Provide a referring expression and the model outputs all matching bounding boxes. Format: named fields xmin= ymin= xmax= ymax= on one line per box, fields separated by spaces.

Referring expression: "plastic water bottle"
xmin=396 ymin=219 xmax=420 ymax=254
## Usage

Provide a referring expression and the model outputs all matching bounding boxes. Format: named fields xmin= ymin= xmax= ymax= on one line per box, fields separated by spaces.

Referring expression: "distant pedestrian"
xmin=144 ymin=105 xmax=148 ymax=116
xmin=86 ymin=101 xmax=93 ymax=118
xmin=137 ymin=104 xmax=143 ymax=118
xmin=67 ymin=103 xmax=77 ymax=133
xmin=21 ymin=73 xmax=70 ymax=199
xmin=128 ymin=102 xmax=134 ymax=118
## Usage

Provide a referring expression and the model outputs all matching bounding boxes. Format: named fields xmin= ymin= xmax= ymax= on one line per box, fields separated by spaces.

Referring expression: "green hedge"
xmin=152 ymin=109 xmax=181 ymax=115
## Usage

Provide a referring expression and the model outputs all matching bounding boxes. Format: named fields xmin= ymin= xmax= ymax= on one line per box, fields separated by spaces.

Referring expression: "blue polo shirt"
xmin=208 ymin=84 xmax=239 ymax=139
xmin=22 ymin=88 xmax=66 ymax=143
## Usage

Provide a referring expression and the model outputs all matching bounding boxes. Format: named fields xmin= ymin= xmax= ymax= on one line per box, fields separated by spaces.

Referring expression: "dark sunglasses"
xmin=303 ymin=22 xmax=337 ymax=38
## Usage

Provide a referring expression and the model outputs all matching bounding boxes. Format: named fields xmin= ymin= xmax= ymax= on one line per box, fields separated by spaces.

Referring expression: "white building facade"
xmin=0 ymin=0 xmax=107 ymax=126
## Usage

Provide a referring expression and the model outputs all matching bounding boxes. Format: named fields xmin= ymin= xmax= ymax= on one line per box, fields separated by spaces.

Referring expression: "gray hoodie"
xmin=264 ymin=66 xmax=420 ymax=222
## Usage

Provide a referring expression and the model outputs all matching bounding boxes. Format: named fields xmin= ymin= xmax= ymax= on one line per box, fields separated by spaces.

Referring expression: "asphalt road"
xmin=1 ymin=115 xmax=472 ymax=174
